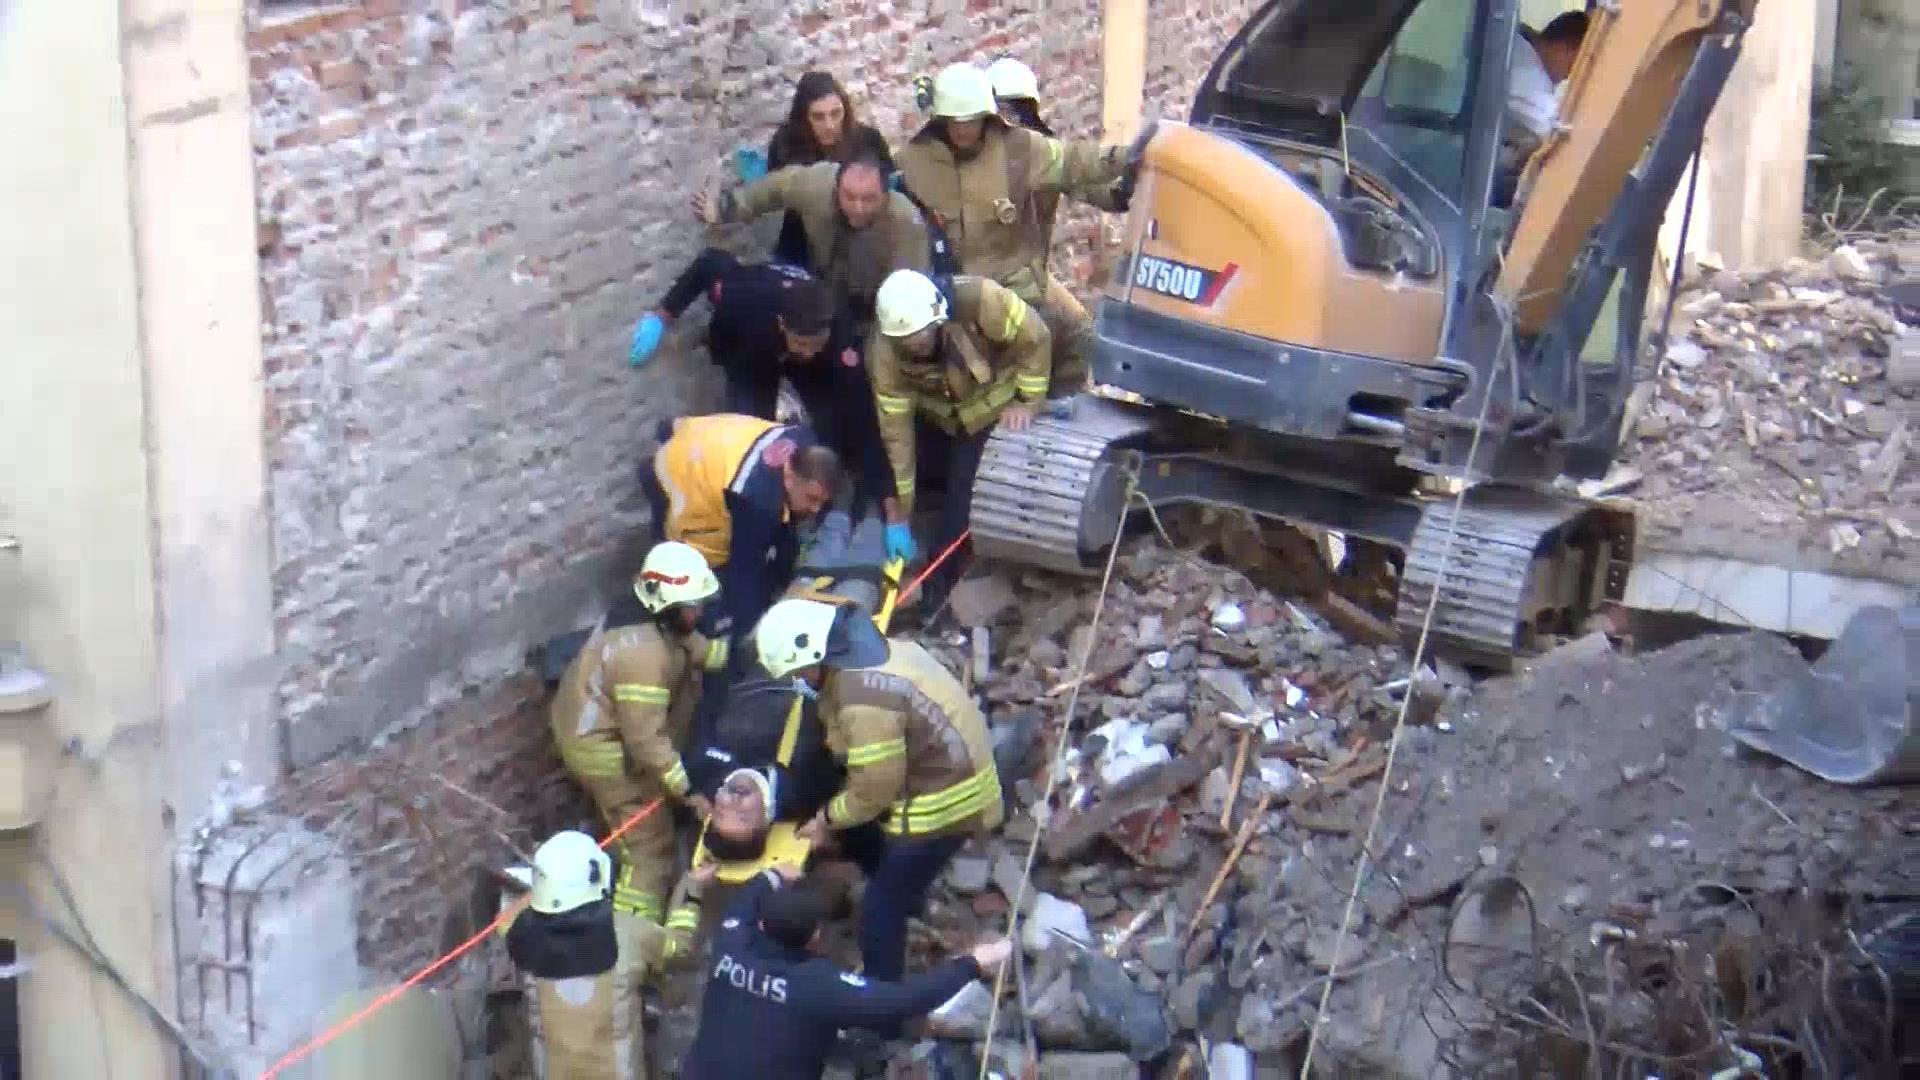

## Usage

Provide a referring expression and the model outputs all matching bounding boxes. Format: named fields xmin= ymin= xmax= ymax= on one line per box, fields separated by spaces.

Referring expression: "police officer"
xmin=629 ymin=249 xmax=897 ymax=522
xmin=894 ymin=62 xmax=1149 ymax=401
xmin=758 ymin=598 xmax=1005 ymax=987
xmin=550 ymin=542 xmax=720 ymax=938
xmin=691 ymin=155 xmax=936 ymax=337
xmin=866 ymin=268 xmax=1051 ymax=615
xmin=682 ymin=862 xmax=1010 ymax=1080
xmin=504 ymin=829 xmax=707 ymax=1079
xmin=641 ymin=414 xmax=843 ymax=653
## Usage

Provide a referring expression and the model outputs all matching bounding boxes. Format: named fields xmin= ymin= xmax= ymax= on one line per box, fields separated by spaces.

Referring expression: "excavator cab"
xmin=968 ymin=0 xmax=1760 ymax=667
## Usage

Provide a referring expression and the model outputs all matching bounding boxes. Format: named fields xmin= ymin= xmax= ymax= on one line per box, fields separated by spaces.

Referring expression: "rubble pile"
xmin=1625 ymin=235 xmax=1917 ymax=581
xmin=884 ymin=540 xmax=1915 ymax=1078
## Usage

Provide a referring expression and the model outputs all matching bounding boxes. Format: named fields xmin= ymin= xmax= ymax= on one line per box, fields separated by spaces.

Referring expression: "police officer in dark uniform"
xmin=682 ymin=866 xmax=1010 ymax=1080
xmin=630 ymin=248 xmax=895 ymax=517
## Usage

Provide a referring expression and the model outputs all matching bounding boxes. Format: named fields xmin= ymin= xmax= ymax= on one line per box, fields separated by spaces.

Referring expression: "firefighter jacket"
xmin=653 ymin=414 xmax=820 ymax=640
xmin=866 ymin=276 xmax=1050 ymax=515
xmin=506 ymin=899 xmax=690 ymax=1080
xmin=894 ymin=119 xmax=1127 ymax=304
xmin=818 ymin=639 xmax=1005 ymax=840
xmin=550 ymin=615 xmax=707 ymax=806
xmin=681 ymin=871 xmax=983 ymax=1080
xmin=717 ymin=161 xmax=934 ymax=326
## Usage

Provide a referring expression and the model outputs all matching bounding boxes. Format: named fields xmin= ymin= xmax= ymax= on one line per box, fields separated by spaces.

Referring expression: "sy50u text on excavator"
xmin=968 ymin=0 xmax=1761 ymax=668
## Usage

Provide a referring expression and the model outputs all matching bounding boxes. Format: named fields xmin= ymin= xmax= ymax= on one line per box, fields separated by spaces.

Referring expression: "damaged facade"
xmin=3 ymin=0 xmax=1258 ymax=1075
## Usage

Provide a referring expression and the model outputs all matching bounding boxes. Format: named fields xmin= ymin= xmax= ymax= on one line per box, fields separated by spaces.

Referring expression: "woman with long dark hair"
xmin=764 ymin=72 xmax=893 ymax=267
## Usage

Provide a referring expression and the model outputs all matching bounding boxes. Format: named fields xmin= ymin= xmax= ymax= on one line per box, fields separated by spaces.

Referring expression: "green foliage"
xmin=1807 ymin=64 xmax=1906 ymax=214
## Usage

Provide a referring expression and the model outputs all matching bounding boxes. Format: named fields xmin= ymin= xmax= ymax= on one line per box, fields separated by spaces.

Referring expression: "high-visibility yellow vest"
xmin=653 ymin=414 xmax=790 ymax=567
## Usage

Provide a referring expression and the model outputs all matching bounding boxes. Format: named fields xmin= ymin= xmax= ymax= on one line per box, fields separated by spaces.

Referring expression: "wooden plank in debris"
xmin=1043 ymin=751 xmax=1215 ymax=862
xmin=1316 ymin=592 xmax=1397 ymax=646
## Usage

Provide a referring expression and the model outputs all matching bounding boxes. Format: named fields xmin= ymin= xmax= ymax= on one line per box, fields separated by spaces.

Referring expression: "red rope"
xmin=904 ymin=528 xmax=971 ymax=598
xmin=257 ymin=797 xmax=666 ymax=1079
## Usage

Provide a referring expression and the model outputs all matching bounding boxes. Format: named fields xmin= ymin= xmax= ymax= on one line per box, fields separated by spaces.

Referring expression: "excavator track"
xmin=971 ymin=403 xmax=1629 ymax=670
xmin=1394 ymin=487 xmax=1627 ymax=670
xmin=969 ymin=402 xmax=1151 ymax=575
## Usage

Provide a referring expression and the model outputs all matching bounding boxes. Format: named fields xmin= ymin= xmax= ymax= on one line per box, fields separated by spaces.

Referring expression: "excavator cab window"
xmin=1351 ymin=0 xmax=1484 ymax=209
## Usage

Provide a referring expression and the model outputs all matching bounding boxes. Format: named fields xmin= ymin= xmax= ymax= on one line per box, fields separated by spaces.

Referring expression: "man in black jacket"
xmin=682 ymin=866 xmax=1010 ymax=1080
xmin=630 ymin=248 xmax=895 ymax=518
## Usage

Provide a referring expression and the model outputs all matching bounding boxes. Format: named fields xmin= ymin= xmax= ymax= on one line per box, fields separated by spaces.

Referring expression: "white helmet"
xmin=529 ymin=830 xmax=611 ymax=915
xmin=986 ymin=58 xmax=1040 ymax=103
xmin=634 ymin=541 xmax=720 ymax=613
xmin=931 ymin=62 xmax=995 ymax=120
xmin=875 ymin=270 xmax=949 ymax=338
xmin=755 ymin=598 xmax=890 ymax=679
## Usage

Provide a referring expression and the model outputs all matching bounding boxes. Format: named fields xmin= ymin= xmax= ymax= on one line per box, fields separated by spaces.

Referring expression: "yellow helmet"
xmin=634 ymin=541 xmax=720 ymax=613
xmin=986 ymin=58 xmax=1039 ymax=103
xmin=931 ymin=62 xmax=995 ymax=120
xmin=754 ymin=598 xmax=890 ymax=679
xmin=529 ymin=830 xmax=611 ymax=915
xmin=875 ymin=270 xmax=948 ymax=338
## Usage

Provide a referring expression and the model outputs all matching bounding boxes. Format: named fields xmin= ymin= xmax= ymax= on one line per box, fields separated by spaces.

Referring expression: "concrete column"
xmin=1101 ymin=0 xmax=1148 ymax=141
xmin=0 ymin=0 xmax=177 ymax=1076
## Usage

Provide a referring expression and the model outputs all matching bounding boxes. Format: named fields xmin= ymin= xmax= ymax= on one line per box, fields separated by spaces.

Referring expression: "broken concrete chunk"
xmin=1168 ymin=967 xmax=1223 ymax=1032
xmin=1022 ymin=892 xmax=1092 ymax=953
xmin=1073 ymin=950 xmax=1173 ymax=1060
xmin=1208 ymin=1043 xmax=1255 ymax=1080
xmin=926 ymin=979 xmax=995 ymax=1039
xmin=948 ymin=571 xmax=1018 ymax=627
xmin=1136 ymin=935 xmax=1180 ymax=976
xmin=1036 ymin=1052 xmax=1138 ymax=1080
xmin=1197 ymin=668 xmax=1257 ymax=713
xmin=945 ymin=854 xmax=991 ymax=896
xmin=1828 ymin=244 xmax=1874 ymax=283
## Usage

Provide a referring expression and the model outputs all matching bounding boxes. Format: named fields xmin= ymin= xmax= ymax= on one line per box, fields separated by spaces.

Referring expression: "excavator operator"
xmin=893 ymin=62 xmax=1146 ymax=402
xmin=867 ymin=268 xmax=1051 ymax=615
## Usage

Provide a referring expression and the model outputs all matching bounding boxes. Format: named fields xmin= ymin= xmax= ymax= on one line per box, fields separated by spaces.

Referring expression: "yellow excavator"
xmin=969 ymin=0 xmax=1761 ymax=668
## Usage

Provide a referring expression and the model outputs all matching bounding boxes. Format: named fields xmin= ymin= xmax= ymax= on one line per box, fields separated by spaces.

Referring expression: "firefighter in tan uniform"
xmin=985 ymin=57 xmax=1138 ymax=398
xmin=504 ymin=829 xmax=713 ymax=1080
xmin=550 ymin=541 xmax=717 ymax=940
xmin=758 ymin=598 xmax=1003 ymax=990
xmin=866 ymin=268 xmax=1050 ymax=613
xmin=893 ymin=62 xmax=1147 ymax=401
xmin=692 ymin=155 xmax=937 ymax=335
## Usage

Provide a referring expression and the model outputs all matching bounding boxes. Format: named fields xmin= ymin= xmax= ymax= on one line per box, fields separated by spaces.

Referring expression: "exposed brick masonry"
xmin=246 ymin=0 xmax=1259 ymax=972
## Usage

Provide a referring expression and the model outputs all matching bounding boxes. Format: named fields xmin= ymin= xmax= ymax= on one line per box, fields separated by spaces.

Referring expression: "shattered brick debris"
xmin=1623 ymin=235 xmax=1917 ymax=583
xmin=880 ymin=534 xmax=1913 ymax=1077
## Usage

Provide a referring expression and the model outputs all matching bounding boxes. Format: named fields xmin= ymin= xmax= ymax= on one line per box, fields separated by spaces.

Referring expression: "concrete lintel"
xmin=1624 ymin=552 xmax=1914 ymax=639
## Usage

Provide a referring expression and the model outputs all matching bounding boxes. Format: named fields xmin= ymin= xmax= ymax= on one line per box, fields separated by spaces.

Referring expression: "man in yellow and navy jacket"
xmin=642 ymin=413 xmax=843 ymax=652
xmin=550 ymin=541 xmax=718 ymax=940
xmin=865 ymin=268 xmax=1050 ymax=613
xmin=755 ymin=598 xmax=1003 ymax=993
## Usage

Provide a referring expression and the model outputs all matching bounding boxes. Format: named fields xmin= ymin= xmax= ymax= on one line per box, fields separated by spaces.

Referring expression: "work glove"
xmin=885 ymin=523 xmax=917 ymax=563
xmin=629 ymin=313 xmax=665 ymax=368
xmin=912 ymin=74 xmax=935 ymax=113
xmin=1125 ymin=118 xmax=1162 ymax=169
xmin=734 ymin=147 xmax=769 ymax=184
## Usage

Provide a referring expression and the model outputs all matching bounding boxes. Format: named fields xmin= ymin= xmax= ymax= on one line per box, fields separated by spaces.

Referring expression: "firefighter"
xmin=758 ymin=598 xmax=1005 ymax=988
xmin=866 ymin=268 xmax=1050 ymax=614
xmin=893 ymin=62 xmax=1150 ymax=401
xmin=692 ymin=155 xmax=941 ymax=339
xmin=550 ymin=541 xmax=720 ymax=939
xmin=681 ymin=862 xmax=1011 ymax=1080
xmin=985 ymin=56 xmax=1138 ymax=404
xmin=504 ymin=830 xmax=712 ymax=1079
xmin=629 ymin=249 xmax=896 ymax=520
xmin=640 ymin=414 xmax=843 ymax=651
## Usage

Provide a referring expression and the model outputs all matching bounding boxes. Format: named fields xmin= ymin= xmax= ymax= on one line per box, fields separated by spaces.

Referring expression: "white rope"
xmin=1293 ymin=313 xmax=1513 ymax=1077
xmin=975 ymin=463 xmax=1141 ymax=1079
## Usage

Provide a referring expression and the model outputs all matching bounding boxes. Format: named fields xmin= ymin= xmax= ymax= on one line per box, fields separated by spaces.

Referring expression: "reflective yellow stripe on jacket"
xmin=559 ymin=739 xmax=626 ymax=780
xmin=883 ymin=765 xmax=1001 ymax=837
xmin=845 ymin=738 xmax=907 ymax=767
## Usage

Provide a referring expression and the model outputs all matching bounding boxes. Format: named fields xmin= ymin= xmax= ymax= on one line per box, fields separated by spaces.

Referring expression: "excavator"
xmin=968 ymin=0 xmax=1763 ymax=668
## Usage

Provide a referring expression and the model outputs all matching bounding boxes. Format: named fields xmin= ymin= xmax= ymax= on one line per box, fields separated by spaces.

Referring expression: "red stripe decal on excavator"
xmin=1196 ymin=263 xmax=1240 ymax=307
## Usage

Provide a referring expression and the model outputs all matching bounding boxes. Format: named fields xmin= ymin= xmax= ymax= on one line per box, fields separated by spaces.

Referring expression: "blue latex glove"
xmin=885 ymin=523 xmax=917 ymax=563
xmin=734 ymin=147 xmax=769 ymax=184
xmin=629 ymin=313 xmax=664 ymax=368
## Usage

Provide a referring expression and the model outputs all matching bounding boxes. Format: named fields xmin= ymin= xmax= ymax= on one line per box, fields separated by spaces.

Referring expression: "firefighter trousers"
xmin=1038 ymin=275 xmax=1094 ymax=399
xmin=575 ymin=770 xmax=676 ymax=927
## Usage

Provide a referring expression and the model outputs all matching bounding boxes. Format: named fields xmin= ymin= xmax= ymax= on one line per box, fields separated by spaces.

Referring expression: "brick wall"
xmin=244 ymin=0 xmax=1260 ymax=972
